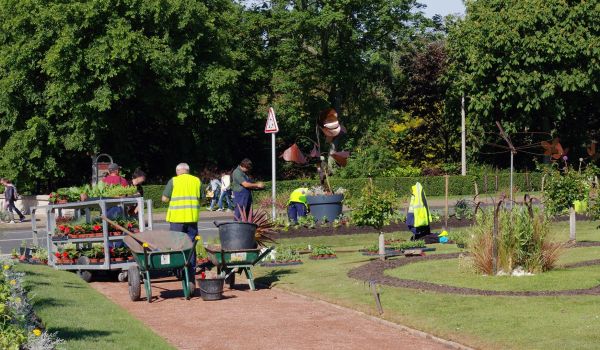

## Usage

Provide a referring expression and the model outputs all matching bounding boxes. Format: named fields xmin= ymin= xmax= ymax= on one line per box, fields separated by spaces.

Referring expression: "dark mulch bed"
xmin=274 ymin=218 xmax=473 ymax=239
xmin=275 ymin=214 xmax=594 ymax=239
xmin=348 ymin=252 xmax=600 ymax=297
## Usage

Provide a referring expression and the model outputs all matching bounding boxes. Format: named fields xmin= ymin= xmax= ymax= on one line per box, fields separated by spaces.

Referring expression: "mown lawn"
xmin=17 ymin=264 xmax=174 ymax=350
xmin=255 ymin=220 xmax=600 ymax=350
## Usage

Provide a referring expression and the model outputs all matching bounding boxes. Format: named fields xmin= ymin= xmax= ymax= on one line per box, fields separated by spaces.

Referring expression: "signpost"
xmin=265 ymin=107 xmax=279 ymax=220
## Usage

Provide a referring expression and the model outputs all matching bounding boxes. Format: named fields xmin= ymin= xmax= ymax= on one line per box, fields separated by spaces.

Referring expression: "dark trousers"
xmin=233 ymin=190 xmax=252 ymax=221
xmin=406 ymin=212 xmax=431 ymax=240
xmin=287 ymin=202 xmax=307 ymax=224
xmin=169 ymin=222 xmax=199 ymax=278
xmin=7 ymin=200 xmax=24 ymax=220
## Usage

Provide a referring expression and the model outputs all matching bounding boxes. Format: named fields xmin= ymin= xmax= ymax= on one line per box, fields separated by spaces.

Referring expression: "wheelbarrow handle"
xmin=252 ymin=246 xmax=274 ymax=265
xmin=101 ymin=215 xmax=157 ymax=250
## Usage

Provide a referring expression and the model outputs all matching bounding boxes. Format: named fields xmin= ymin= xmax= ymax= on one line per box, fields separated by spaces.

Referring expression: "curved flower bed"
xmin=1 ymin=260 xmax=63 ymax=349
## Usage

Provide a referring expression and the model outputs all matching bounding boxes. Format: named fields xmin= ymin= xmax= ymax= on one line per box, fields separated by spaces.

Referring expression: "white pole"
xmin=510 ymin=151 xmax=514 ymax=208
xmin=271 ymin=132 xmax=276 ymax=220
xmin=461 ymin=95 xmax=466 ymax=176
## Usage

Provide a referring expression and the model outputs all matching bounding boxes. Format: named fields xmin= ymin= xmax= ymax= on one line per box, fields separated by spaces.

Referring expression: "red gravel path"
xmin=90 ymin=278 xmax=457 ymax=350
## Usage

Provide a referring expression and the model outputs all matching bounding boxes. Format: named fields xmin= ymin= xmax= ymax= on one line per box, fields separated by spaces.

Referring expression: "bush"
xmin=350 ymin=182 xmax=394 ymax=231
xmin=469 ymin=205 xmax=563 ymax=274
xmin=144 ymin=172 xmax=544 ymax=209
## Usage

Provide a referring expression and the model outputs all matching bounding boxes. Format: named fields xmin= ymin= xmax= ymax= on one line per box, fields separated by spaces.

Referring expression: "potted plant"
xmin=216 ymin=208 xmax=276 ymax=250
xmin=282 ymin=108 xmax=350 ymax=222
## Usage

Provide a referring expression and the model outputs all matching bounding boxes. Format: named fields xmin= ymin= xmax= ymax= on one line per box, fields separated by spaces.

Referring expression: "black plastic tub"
xmin=198 ymin=278 xmax=224 ymax=301
xmin=214 ymin=221 xmax=257 ymax=250
xmin=306 ymin=194 xmax=344 ymax=223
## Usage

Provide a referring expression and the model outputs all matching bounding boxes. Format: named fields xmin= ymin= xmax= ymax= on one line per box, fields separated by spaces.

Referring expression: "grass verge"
xmin=255 ymin=220 xmax=600 ymax=350
xmin=16 ymin=264 xmax=174 ymax=350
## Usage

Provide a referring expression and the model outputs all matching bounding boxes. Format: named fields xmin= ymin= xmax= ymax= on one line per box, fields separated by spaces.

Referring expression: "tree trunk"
xmin=569 ymin=207 xmax=576 ymax=241
xmin=378 ymin=232 xmax=385 ymax=261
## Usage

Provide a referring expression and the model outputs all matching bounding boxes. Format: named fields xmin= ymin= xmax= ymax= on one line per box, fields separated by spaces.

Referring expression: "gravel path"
xmin=90 ymin=277 xmax=458 ymax=350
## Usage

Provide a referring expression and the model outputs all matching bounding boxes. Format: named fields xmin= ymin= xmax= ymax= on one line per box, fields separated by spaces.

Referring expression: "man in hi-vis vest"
xmin=406 ymin=182 xmax=432 ymax=240
xmin=162 ymin=163 xmax=202 ymax=278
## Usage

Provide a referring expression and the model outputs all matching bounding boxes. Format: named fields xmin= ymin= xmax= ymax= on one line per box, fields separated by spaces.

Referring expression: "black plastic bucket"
xmin=214 ymin=221 xmax=257 ymax=250
xmin=306 ymin=194 xmax=344 ymax=223
xmin=198 ymin=278 xmax=224 ymax=301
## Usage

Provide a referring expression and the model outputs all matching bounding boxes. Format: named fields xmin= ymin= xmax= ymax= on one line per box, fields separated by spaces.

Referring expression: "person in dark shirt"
xmin=127 ymin=169 xmax=146 ymax=215
xmin=231 ymin=158 xmax=264 ymax=220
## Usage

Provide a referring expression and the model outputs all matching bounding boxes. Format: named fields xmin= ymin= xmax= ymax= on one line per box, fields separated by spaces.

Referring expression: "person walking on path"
xmin=217 ymin=170 xmax=233 ymax=212
xmin=162 ymin=163 xmax=202 ymax=279
xmin=102 ymin=163 xmax=128 ymax=187
xmin=231 ymin=159 xmax=264 ymax=220
xmin=1 ymin=178 xmax=25 ymax=223
xmin=287 ymin=187 xmax=309 ymax=224
xmin=207 ymin=175 xmax=221 ymax=211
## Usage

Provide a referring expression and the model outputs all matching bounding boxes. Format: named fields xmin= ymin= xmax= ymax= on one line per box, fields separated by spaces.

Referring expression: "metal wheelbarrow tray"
xmin=124 ymin=230 xmax=199 ymax=302
xmin=205 ymin=245 xmax=273 ymax=291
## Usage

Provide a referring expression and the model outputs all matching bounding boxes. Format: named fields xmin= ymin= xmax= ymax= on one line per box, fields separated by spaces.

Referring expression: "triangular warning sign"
xmin=265 ymin=107 xmax=279 ymax=133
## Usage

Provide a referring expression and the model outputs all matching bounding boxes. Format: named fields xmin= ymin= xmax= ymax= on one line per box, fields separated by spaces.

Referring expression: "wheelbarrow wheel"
xmin=128 ymin=266 xmax=141 ymax=301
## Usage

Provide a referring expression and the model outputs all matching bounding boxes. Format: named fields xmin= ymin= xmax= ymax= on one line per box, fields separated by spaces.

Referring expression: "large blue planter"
xmin=306 ymin=194 xmax=344 ymax=223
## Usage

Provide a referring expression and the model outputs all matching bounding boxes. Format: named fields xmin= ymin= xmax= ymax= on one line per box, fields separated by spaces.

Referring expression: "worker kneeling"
xmin=406 ymin=182 xmax=432 ymax=240
xmin=287 ymin=187 xmax=309 ymax=224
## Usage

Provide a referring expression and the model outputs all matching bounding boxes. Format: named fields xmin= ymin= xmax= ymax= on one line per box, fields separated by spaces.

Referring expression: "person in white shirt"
xmin=217 ymin=171 xmax=233 ymax=212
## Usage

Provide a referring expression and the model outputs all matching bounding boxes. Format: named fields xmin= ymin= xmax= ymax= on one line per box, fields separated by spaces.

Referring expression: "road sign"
xmin=265 ymin=107 xmax=279 ymax=133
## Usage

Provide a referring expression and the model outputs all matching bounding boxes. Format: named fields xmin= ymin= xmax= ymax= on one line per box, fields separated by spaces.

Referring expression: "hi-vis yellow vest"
xmin=166 ymin=174 xmax=201 ymax=223
xmin=408 ymin=182 xmax=431 ymax=227
xmin=288 ymin=188 xmax=309 ymax=207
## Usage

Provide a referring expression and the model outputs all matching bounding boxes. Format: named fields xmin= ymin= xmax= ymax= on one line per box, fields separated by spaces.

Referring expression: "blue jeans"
xmin=218 ymin=189 xmax=233 ymax=210
xmin=233 ymin=190 xmax=252 ymax=221
xmin=287 ymin=202 xmax=307 ymax=224
xmin=169 ymin=223 xmax=199 ymax=278
xmin=209 ymin=189 xmax=221 ymax=210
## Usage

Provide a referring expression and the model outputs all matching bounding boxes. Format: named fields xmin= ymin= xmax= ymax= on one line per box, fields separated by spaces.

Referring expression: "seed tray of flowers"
xmin=309 ymin=245 xmax=337 ymax=260
xmin=49 ymin=183 xmax=139 ymax=204
xmin=51 ymin=218 xmax=138 ymax=241
xmin=53 ymin=243 xmax=134 ymax=265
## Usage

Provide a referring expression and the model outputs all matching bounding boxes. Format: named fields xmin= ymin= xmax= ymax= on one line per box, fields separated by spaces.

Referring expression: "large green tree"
xmin=0 ymin=0 xmax=244 ymax=190
xmin=447 ymin=0 xmax=600 ymax=160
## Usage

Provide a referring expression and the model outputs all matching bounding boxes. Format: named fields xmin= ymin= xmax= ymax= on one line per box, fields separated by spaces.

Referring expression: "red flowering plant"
xmin=91 ymin=224 xmax=103 ymax=233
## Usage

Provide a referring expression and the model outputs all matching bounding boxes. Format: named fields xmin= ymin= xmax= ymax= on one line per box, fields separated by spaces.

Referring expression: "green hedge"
xmin=143 ymin=173 xmax=542 ymax=208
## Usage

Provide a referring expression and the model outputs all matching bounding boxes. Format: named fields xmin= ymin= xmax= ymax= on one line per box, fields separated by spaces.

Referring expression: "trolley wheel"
xmin=117 ymin=271 xmax=128 ymax=282
xmin=128 ymin=266 xmax=141 ymax=301
xmin=77 ymin=270 xmax=93 ymax=283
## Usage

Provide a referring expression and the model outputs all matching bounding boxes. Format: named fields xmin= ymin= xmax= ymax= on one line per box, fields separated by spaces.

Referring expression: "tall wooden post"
xmin=444 ymin=175 xmax=449 ymax=228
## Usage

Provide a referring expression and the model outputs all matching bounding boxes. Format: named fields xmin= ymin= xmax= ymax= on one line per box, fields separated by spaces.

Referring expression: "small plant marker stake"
xmin=370 ymin=281 xmax=383 ymax=315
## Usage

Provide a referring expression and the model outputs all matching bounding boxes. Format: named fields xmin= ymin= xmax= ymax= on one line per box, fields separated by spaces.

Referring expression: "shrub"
xmin=350 ymin=182 xmax=394 ymax=231
xmin=468 ymin=203 xmax=563 ymax=274
xmin=542 ymin=166 xmax=589 ymax=215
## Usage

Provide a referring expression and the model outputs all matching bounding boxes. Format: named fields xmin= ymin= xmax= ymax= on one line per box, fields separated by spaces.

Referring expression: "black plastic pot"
xmin=214 ymin=221 xmax=257 ymax=250
xmin=306 ymin=194 xmax=344 ymax=223
xmin=198 ymin=278 xmax=224 ymax=301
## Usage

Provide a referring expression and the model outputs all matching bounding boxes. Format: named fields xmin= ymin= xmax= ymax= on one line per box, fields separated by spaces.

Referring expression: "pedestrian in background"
xmin=217 ymin=170 xmax=233 ymax=212
xmin=207 ymin=174 xmax=221 ymax=211
xmin=1 ymin=178 xmax=25 ymax=223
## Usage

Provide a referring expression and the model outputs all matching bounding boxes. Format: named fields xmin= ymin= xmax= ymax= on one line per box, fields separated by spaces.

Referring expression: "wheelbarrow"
xmin=205 ymin=245 xmax=273 ymax=291
xmin=102 ymin=217 xmax=200 ymax=302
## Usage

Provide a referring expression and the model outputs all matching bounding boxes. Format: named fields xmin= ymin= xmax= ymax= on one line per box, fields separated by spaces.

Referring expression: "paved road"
xmin=0 ymin=218 xmax=220 ymax=255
